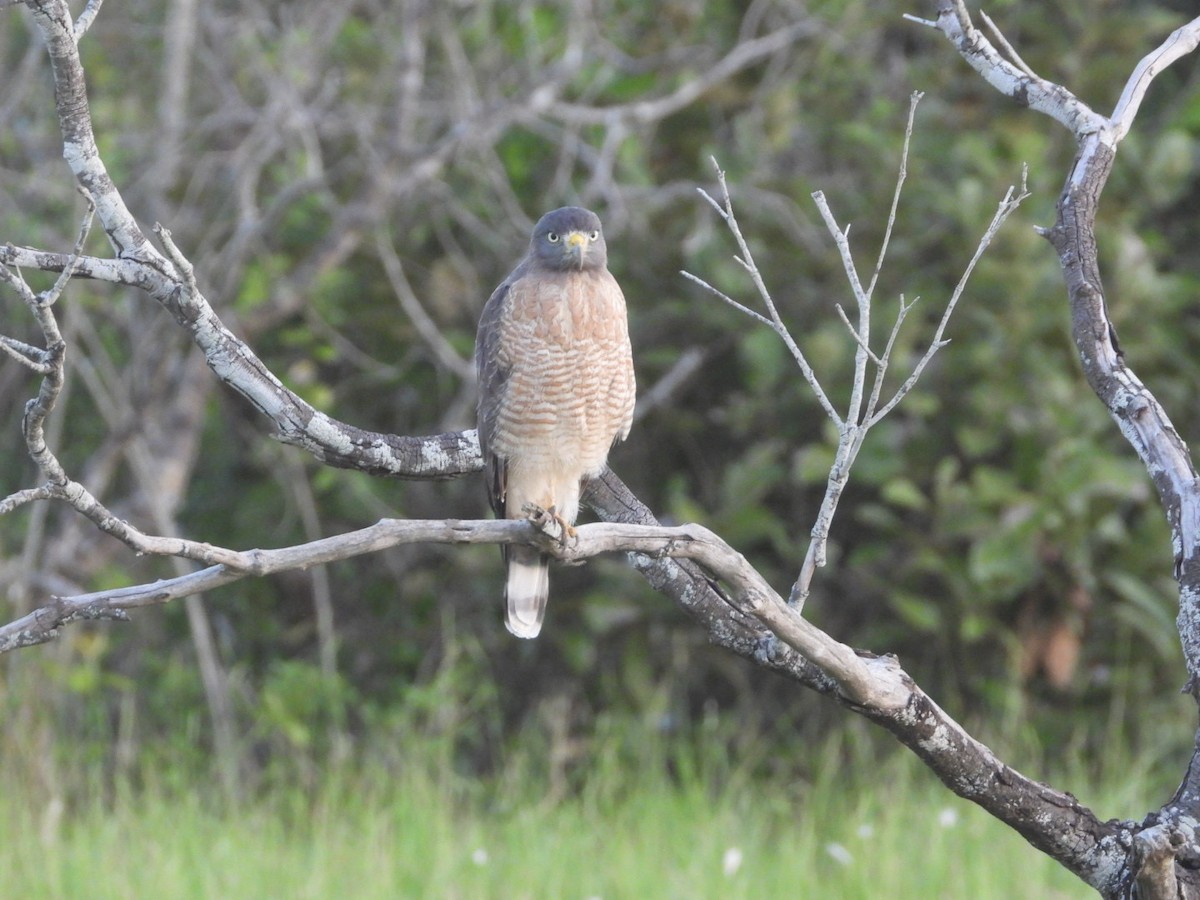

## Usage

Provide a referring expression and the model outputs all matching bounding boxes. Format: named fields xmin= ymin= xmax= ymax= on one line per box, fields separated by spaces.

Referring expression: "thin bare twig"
xmin=790 ymin=99 xmax=929 ymax=606
xmin=685 ymin=162 xmax=841 ymax=424
xmin=901 ymin=13 xmax=937 ymax=29
xmin=43 ymin=189 xmax=96 ymax=305
xmin=0 ymin=486 xmax=55 ymax=516
xmin=375 ymin=232 xmax=473 ymax=381
xmin=634 ymin=346 xmax=706 ymax=423
xmin=979 ymin=10 xmax=1039 ymax=80
xmin=868 ymin=169 xmax=1029 ymax=426
xmin=865 ymin=91 xmax=923 ymax=303
xmin=0 ymin=333 xmax=53 ymax=372
xmin=73 ymin=0 xmax=104 ymax=41
xmin=834 ymin=304 xmax=882 ymax=367
xmin=679 ymin=270 xmax=774 ymax=329
xmin=862 ymin=294 xmax=918 ymax=424
xmin=811 ymin=191 xmax=868 ymax=307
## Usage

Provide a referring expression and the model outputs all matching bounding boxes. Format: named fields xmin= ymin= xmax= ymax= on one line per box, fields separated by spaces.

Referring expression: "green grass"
xmin=0 ymin=734 xmax=1101 ymax=900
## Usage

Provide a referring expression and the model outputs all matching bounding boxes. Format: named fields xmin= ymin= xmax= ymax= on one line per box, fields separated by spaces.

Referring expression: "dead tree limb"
xmin=914 ymin=3 xmax=1200 ymax=896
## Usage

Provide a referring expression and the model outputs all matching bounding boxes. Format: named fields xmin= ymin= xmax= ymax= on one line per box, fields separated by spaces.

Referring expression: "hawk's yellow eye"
xmin=547 ymin=233 xmax=559 ymax=243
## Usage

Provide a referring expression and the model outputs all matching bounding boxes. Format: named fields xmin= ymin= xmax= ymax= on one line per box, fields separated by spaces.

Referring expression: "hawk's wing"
xmin=475 ymin=263 xmax=525 ymax=519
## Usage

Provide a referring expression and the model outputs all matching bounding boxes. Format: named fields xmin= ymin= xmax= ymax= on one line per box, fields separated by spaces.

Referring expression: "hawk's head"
xmin=530 ymin=206 xmax=607 ymax=272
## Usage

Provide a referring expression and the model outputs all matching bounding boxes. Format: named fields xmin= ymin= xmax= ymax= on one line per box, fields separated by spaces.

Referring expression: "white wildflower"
xmin=723 ymin=846 xmax=744 ymax=876
xmin=825 ymin=842 xmax=854 ymax=866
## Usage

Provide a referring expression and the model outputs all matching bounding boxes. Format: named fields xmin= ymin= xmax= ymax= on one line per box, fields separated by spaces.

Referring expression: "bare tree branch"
xmin=795 ymin=166 xmax=1014 ymax=600
xmin=678 ymin=270 xmax=775 ymax=330
xmin=8 ymin=2 xmax=481 ymax=480
xmin=0 ymin=333 xmax=55 ymax=373
xmin=864 ymin=91 xmax=922 ymax=303
xmin=928 ymin=3 xmax=1200 ymax=896
xmin=1110 ymin=18 xmax=1200 ymax=141
xmin=72 ymin=0 xmax=103 ymax=41
xmin=913 ymin=2 xmax=1105 ymax=137
xmin=0 ymin=245 xmax=151 ymax=286
xmin=579 ymin=470 xmax=1127 ymax=888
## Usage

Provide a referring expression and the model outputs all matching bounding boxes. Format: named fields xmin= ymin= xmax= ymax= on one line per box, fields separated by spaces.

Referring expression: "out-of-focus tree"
xmin=6 ymin=2 xmax=1200 ymax=892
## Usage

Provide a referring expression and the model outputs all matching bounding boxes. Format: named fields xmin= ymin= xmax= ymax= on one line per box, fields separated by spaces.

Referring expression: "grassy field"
xmin=0 ymin=728 xmax=1120 ymax=900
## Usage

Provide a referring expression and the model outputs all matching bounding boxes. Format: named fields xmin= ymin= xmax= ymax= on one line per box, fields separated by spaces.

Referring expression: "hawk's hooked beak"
xmin=564 ymin=231 xmax=588 ymax=268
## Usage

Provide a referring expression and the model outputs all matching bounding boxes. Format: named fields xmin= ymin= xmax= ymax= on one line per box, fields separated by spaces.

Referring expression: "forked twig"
xmin=687 ymin=96 xmax=1028 ymax=610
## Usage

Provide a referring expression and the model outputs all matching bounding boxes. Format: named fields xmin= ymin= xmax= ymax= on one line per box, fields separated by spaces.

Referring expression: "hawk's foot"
xmin=521 ymin=502 xmax=577 ymax=547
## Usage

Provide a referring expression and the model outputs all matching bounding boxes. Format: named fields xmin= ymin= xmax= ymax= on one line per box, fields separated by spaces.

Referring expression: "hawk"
xmin=475 ymin=206 xmax=636 ymax=638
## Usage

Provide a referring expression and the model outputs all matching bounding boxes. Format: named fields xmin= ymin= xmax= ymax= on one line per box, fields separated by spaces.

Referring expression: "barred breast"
xmin=490 ymin=267 xmax=635 ymax=523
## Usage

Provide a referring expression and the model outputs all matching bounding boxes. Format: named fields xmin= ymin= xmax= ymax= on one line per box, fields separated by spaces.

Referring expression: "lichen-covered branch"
xmin=12 ymin=0 xmax=480 ymax=481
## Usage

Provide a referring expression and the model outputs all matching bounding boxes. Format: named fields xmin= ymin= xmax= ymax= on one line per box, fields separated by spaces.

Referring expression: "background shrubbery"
xmin=2 ymin=0 xmax=1199 ymax=795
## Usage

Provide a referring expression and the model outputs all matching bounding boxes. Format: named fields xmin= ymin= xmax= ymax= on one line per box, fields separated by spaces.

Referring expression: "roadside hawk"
xmin=474 ymin=206 xmax=636 ymax=638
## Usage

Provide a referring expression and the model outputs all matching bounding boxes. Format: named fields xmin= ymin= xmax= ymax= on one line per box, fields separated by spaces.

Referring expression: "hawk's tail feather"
xmin=505 ymin=550 xmax=550 ymax=639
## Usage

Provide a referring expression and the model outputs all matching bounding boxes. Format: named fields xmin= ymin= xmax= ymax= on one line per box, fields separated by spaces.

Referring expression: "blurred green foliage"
xmin=2 ymin=0 xmax=1200 ymax=790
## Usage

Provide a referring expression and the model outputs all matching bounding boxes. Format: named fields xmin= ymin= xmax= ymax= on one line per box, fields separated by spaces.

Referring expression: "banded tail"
xmin=505 ymin=546 xmax=550 ymax=639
